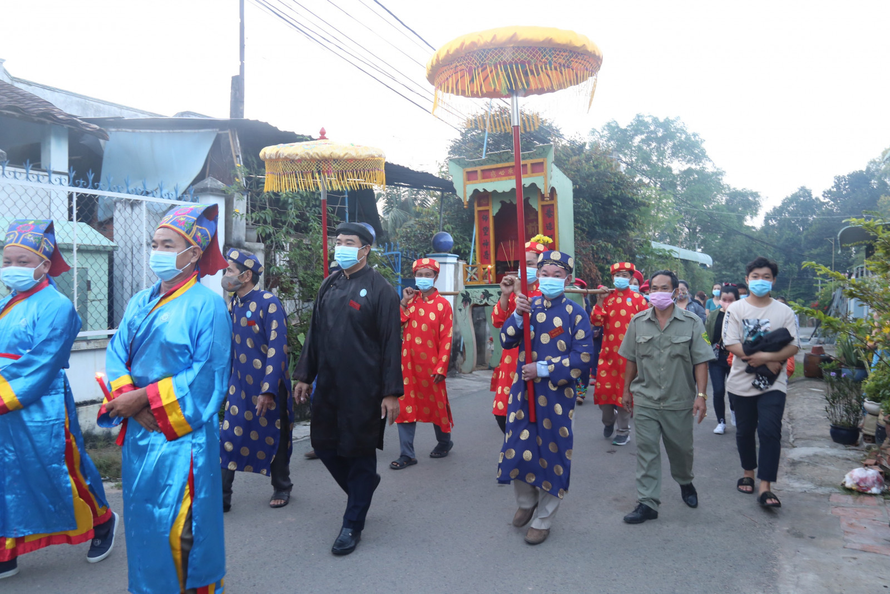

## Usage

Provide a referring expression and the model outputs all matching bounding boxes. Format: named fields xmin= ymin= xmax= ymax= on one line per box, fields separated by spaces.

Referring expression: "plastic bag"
xmin=843 ymin=467 xmax=885 ymax=494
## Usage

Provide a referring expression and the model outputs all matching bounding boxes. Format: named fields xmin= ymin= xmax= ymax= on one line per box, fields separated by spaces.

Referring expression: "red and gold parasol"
xmin=260 ymin=129 xmax=386 ymax=276
xmin=427 ymin=26 xmax=603 ymax=420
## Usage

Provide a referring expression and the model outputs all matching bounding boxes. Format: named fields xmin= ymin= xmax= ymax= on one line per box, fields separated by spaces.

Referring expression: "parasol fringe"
xmin=263 ymin=159 xmax=386 ymax=193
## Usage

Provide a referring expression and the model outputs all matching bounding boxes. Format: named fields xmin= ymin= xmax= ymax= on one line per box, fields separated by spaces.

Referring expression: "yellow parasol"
xmin=260 ymin=129 xmax=386 ymax=277
xmin=427 ymin=26 xmax=603 ymax=421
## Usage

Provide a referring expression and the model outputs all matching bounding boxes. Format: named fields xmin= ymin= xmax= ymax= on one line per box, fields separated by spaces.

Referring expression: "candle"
xmin=95 ymin=372 xmax=113 ymax=401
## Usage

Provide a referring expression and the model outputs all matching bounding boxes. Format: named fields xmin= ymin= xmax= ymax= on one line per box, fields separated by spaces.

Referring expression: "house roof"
xmin=83 ymin=116 xmax=456 ymax=194
xmin=0 ymin=80 xmax=109 ymax=140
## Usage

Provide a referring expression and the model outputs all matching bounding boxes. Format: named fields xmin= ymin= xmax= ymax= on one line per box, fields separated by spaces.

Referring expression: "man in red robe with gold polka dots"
xmin=490 ymin=236 xmax=549 ymax=433
xmin=592 ymin=262 xmax=648 ymax=446
xmin=390 ymin=258 xmax=454 ymax=469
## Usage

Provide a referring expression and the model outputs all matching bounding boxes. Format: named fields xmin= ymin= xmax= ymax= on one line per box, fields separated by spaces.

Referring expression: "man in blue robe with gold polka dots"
xmin=497 ymin=250 xmax=593 ymax=545
xmin=219 ymin=248 xmax=293 ymax=511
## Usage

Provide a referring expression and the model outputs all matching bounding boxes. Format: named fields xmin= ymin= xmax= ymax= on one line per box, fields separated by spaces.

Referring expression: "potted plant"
xmin=823 ymin=362 xmax=864 ymax=445
xmin=836 ymin=335 xmax=868 ymax=382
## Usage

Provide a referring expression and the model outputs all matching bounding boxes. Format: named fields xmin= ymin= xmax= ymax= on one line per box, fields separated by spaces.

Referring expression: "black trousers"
xmin=731 ymin=390 xmax=786 ymax=483
xmin=315 ymin=449 xmax=378 ymax=532
xmin=709 ymin=359 xmax=733 ymax=423
xmin=222 ymin=400 xmax=293 ymax=501
xmin=494 ymin=414 xmax=506 ymax=434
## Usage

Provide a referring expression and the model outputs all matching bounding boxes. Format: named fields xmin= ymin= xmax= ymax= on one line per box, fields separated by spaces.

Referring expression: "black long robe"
xmin=294 ymin=265 xmax=403 ymax=457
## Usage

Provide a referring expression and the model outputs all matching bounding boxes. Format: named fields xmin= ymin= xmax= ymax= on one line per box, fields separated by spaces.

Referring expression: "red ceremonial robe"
xmin=490 ymin=288 xmax=541 ymax=416
xmin=396 ymin=289 xmax=454 ymax=431
xmin=591 ymin=288 xmax=648 ymax=407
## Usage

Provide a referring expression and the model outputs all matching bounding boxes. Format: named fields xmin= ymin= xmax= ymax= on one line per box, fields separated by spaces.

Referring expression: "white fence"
xmin=0 ymin=165 xmax=195 ymax=337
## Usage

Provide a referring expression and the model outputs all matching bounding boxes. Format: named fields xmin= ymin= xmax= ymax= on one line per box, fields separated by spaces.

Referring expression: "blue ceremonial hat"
xmin=226 ymin=248 xmax=264 ymax=275
xmin=537 ymin=250 xmax=574 ymax=274
xmin=4 ymin=219 xmax=70 ymax=276
xmin=158 ymin=203 xmax=227 ymax=276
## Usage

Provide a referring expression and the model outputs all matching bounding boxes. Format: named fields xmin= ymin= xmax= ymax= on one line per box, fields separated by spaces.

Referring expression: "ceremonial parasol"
xmin=427 ymin=26 xmax=603 ymax=420
xmin=260 ymin=129 xmax=386 ymax=277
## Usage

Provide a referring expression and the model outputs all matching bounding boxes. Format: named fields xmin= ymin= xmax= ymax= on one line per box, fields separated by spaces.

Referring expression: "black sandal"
xmin=270 ymin=491 xmax=290 ymax=509
xmin=758 ymin=491 xmax=781 ymax=508
xmin=389 ymin=455 xmax=417 ymax=470
xmin=430 ymin=441 xmax=454 ymax=458
xmin=737 ymin=477 xmax=755 ymax=494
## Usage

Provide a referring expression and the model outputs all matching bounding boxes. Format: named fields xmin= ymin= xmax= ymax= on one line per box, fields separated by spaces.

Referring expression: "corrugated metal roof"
xmin=0 ymin=80 xmax=109 ymax=140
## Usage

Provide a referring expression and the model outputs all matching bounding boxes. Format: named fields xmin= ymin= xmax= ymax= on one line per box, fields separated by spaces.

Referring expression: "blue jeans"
xmin=398 ymin=422 xmax=451 ymax=459
xmin=709 ymin=359 xmax=732 ymax=423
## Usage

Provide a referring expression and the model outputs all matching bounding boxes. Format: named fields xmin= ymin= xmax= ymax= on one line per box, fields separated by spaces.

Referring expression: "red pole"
xmin=511 ymin=93 xmax=535 ymax=423
xmin=320 ymin=177 xmax=329 ymax=278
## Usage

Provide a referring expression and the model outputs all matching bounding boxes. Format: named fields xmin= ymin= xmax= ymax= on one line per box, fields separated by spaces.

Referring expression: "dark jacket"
xmin=742 ymin=328 xmax=793 ymax=389
xmin=294 ymin=266 xmax=403 ymax=457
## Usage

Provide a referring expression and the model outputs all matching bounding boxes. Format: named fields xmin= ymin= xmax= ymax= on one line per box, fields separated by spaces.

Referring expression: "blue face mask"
xmin=614 ymin=277 xmax=630 ymax=290
xmin=415 ymin=277 xmax=434 ymax=291
xmin=538 ymin=277 xmax=566 ymax=299
xmin=1 ymin=265 xmax=43 ymax=292
xmin=149 ymin=247 xmax=193 ymax=282
xmin=748 ymin=279 xmax=773 ymax=297
xmin=629 ymin=285 xmax=640 ymax=293
xmin=712 ymin=289 xmax=721 ymax=297
xmin=523 ymin=266 xmax=538 ymax=284
xmin=334 ymin=245 xmax=366 ymax=270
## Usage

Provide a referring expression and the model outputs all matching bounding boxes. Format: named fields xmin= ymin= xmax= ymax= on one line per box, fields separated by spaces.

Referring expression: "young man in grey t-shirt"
xmin=722 ymin=257 xmax=800 ymax=509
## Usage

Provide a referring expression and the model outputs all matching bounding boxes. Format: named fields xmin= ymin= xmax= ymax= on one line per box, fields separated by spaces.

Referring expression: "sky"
xmin=2 ymin=0 xmax=889 ymax=223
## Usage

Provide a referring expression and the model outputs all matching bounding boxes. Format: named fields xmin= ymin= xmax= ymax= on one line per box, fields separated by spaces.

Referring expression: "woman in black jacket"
xmin=705 ymin=285 xmax=739 ymax=434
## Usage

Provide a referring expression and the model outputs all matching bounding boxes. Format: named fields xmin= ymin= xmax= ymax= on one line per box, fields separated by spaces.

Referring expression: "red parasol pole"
xmin=320 ymin=176 xmax=329 ymax=278
xmin=511 ymin=92 xmax=535 ymax=422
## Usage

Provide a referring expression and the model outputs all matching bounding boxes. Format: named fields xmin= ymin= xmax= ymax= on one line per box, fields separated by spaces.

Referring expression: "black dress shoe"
xmin=680 ymin=483 xmax=698 ymax=508
xmin=623 ymin=503 xmax=658 ymax=524
xmin=331 ymin=527 xmax=361 ymax=556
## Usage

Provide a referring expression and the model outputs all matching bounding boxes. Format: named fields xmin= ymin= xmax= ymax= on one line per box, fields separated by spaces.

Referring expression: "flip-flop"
xmin=737 ymin=477 xmax=755 ymax=494
xmin=758 ymin=491 xmax=781 ymax=508
xmin=270 ymin=491 xmax=290 ymax=509
xmin=430 ymin=441 xmax=454 ymax=458
xmin=389 ymin=456 xmax=417 ymax=470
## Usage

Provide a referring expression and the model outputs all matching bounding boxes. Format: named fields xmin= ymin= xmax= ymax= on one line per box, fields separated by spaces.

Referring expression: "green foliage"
xmin=822 ymin=362 xmax=865 ymax=428
xmin=792 ymin=217 xmax=890 ymax=412
xmin=592 ymin=115 xmax=761 ymax=286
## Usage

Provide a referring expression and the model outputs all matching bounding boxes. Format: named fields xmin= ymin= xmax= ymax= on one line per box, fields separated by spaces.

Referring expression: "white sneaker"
xmin=713 ymin=422 xmax=726 ymax=435
xmin=730 ymin=411 xmax=737 ymax=427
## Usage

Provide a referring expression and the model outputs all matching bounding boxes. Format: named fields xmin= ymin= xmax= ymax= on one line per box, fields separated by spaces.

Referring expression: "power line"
xmin=326 ymin=0 xmax=427 ymax=69
xmin=280 ymin=0 xmax=471 ymax=123
xmin=358 ymin=0 xmax=433 ymax=52
xmin=251 ymin=0 xmax=460 ymax=131
xmin=371 ymin=0 xmax=437 ymax=51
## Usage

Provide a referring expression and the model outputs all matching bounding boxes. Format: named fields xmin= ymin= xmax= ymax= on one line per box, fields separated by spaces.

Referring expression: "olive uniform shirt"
xmin=618 ymin=305 xmax=715 ymax=410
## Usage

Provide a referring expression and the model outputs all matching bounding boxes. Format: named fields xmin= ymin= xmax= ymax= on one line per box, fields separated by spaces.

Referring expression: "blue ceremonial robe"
xmin=497 ymin=294 xmax=594 ymax=499
xmin=220 ymin=288 xmax=292 ymax=474
xmin=0 ymin=281 xmax=111 ymax=559
xmin=98 ymin=274 xmax=231 ymax=594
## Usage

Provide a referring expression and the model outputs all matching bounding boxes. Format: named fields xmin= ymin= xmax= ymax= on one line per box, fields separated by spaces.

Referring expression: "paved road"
xmin=7 ymin=373 xmax=785 ymax=594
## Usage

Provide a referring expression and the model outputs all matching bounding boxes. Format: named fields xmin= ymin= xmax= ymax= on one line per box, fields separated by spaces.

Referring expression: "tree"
xmin=554 ymin=139 xmax=647 ymax=283
xmin=593 ymin=115 xmax=761 ymax=288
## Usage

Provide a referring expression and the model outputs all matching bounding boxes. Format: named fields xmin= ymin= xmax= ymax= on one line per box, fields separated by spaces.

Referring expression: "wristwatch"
xmin=697 ymin=392 xmax=708 ymax=401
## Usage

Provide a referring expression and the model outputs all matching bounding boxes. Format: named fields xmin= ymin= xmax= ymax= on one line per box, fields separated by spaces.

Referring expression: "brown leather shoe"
xmin=304 ymin=450 xmax=318 ymax=460
xmin=524 ymin=527 xmax=550 ymax=545
xmin=512 ymin=504 xmax=537 ymax=527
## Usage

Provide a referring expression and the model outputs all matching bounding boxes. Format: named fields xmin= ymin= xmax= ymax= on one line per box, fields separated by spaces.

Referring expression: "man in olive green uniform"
xmin=618 ymin=270 xmax=715 ymax=524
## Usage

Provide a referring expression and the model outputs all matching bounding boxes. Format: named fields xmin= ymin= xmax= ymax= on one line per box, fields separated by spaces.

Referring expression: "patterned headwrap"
xmin=525 ymin=234 xmax=553 ymax=255
xmin=4 ymin=219 xmax=70 ymax=276
xmin=412 ymin=257 xmax=440 ymax=275
xmin=610 ymin=261 xmax=636 ymax=275
xmin=633 ymin=270 xmax=644 ymax=284
xmin=226 ymin=248 xmax=264 ymax=275
xmin=537 ymin=250 xmax=574 ymax=273
xmin=158 ymin=204 xmax=227 ymax=277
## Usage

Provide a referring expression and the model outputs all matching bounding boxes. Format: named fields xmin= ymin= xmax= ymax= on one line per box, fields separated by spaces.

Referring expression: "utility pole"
xmin=230 ymin=0 xmax=245 ymax=119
